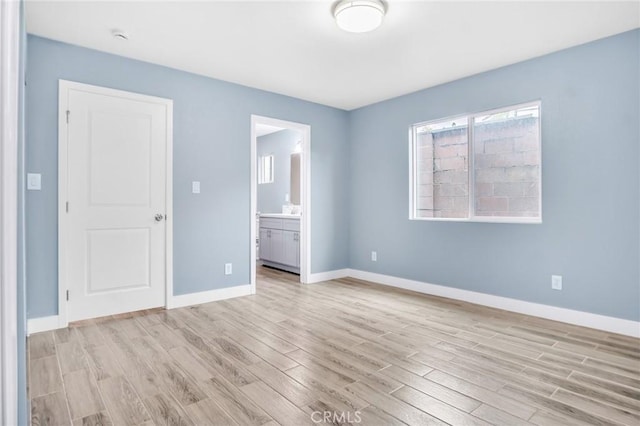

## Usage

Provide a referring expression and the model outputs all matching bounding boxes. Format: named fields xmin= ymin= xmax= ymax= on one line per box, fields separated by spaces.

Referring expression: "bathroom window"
xmin=258 ymin=155 xmax=274 ymax=184
xmin=410 ymin=101 xmax=541 ymax=223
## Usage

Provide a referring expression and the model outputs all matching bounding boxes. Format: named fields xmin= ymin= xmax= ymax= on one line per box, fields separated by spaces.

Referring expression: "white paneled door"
xmin=60 ymin=81 xmax=172 ymax=322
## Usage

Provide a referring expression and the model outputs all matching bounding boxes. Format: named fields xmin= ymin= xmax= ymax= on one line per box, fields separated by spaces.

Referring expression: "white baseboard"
xmin=27 ymin=273 xmax=639 ymax=338
xmin=27 ymin=285 xmax=252 ymax=333
xmin=167 ymin=284 xmax=252 ymax=309
xmin=27 ymin=315 xmax=61 ymax=335
xmin=306 ymin=269 xmax=349 ymax=284
xmin=346 ymin=269 xmax=640 ymax=338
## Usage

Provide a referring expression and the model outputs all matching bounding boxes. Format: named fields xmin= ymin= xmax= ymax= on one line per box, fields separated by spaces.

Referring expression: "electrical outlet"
xmin=551 ymin=275 xmax=562 ymax=290
xmin=225 ymin=263 xmax=232 ymax=275
xmin=192 ymin=181 xmax=201 ymax=194
xmin=371 ymin=251 xmax=377 ymax=262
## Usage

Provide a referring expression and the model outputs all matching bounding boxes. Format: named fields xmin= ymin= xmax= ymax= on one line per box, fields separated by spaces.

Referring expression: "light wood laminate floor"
xmin=29 ymin=266 xmax=640 ymax=425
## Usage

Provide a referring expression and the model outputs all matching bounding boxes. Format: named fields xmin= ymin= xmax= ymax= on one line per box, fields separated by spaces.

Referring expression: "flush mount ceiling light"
xmin=334 ymin=0 xmax=386 ymax=33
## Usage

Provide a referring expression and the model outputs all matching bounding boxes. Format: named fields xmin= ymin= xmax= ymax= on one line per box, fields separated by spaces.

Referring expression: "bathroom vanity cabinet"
xmin=259 ymin=214 xmax=300 ymax=274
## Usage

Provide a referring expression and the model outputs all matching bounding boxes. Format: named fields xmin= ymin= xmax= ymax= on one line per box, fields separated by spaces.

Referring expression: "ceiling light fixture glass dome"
xmin=334 ymin=0 xmax=386 ymax=33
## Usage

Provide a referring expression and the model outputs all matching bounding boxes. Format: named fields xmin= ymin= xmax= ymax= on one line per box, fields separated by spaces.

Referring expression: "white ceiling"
xmin=256 ymin=123 xmax=285 ymax=137
xmin=26 ymin=1 xmax=640 ymax=110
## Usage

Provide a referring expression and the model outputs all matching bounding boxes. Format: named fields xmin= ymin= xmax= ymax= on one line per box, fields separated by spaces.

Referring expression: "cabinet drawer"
xmin=259 ymin=218 xmax=283 ymax=229
xmin=282 ymin=219 xmax=300 ymax=231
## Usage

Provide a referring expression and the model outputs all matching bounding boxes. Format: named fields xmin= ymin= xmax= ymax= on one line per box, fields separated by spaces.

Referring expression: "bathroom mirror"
xmin=290 ymin=152 xmax=301 ymax=206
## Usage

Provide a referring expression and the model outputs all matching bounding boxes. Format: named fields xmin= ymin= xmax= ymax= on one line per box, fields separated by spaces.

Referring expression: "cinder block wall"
xmin=417 ymin=117 xmax=540 ymax=218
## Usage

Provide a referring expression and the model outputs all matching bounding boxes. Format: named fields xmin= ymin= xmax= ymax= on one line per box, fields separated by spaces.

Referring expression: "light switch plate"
xmin=27 ymin=173 xmax=41 ymax=190
xmin=225 ymin=263 xmax=232 ymax=275
xmin=192 ymin=181 xmax=200 ymax=194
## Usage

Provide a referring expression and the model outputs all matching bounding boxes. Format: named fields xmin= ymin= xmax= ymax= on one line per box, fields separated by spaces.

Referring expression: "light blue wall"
xmin=25 ymin=35 xmax=350 ymax=317
xmin=257 ymin=129 xmax=301 ymax=213
xmin=26 ymin=30 xmax=639 ymax=323
xmin=348 ymin=29 xmax=640 ymax=321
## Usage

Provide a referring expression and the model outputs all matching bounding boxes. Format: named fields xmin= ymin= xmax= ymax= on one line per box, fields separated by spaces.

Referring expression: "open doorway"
xmin=250 ymin=115 xmax=311 ymax=293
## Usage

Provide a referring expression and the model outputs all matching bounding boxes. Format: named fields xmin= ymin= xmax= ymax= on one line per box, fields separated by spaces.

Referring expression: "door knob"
xmin=155 ymin=214 xmax=164 ymax=222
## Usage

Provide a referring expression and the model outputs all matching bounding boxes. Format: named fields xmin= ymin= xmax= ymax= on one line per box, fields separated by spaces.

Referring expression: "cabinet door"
xmin=269 ymin=229 xmax=284 ymax=264
xmin=259 ymin=228 xmax=271 ymax=261
xmin=295 ymin=232 xmax=300 ymax=268
xmin=282 ymin=230 xmax=298 ymax=267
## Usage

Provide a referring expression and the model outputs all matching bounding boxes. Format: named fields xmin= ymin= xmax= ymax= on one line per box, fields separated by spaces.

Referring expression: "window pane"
xmin=473 ymin=105 xmax=540 ymax=218
xmin=258 ymin=155 xmax=274 ymax=184
xmin=265 ymin=156 xmax=272 ymax=182
xmin=415 ymin=117 xmax=469 ymax=218
xmin=269 ymin=156 xmax=274 ymax=182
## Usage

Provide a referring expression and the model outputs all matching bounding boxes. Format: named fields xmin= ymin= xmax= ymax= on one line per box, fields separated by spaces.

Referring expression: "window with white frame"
xmin=258 ymin=154 xmax=274 ymax=184
xmin=410 ymin=102 xmax=541 ymax=223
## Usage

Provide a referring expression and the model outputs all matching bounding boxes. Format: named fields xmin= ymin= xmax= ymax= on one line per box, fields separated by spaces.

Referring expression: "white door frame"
xmin=250 ymin=115 xmax=311 ymax=292
xmin=0 ymin=0 xmax=20 ymax=423
xmin=58 ymin=80 xmax=173 ymax=327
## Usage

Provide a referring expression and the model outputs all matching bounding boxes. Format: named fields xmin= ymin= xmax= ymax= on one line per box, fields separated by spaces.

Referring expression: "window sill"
xmin=409 ymin=216 xmax=542 ymax=225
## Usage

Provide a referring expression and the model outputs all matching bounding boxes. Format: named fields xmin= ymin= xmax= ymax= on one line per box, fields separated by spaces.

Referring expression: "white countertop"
xmin=259 ymin=213 xmax=300 ymax=219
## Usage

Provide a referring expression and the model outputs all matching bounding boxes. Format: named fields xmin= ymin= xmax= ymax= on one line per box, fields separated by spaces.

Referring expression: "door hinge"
xmin=66 ymin=110 xmax=70 ymax=124
xmin=66 ymin=201 xmax=69 ymax=213
xmin=66 ymin=290 xmax=69 ymax=301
